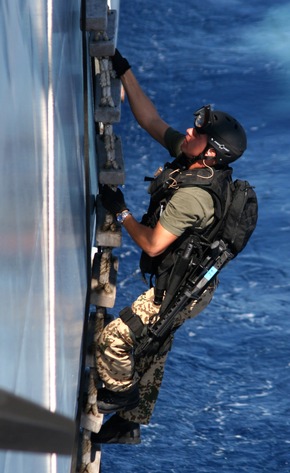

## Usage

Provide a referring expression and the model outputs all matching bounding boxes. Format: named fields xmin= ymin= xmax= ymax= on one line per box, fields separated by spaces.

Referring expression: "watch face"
xmin=117 ymin=210 xmax=130 ymax=223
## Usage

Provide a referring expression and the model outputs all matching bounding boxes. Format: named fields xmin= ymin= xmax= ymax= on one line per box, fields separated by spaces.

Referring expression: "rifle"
xmin=134 ymin=239 xmax=233 ymax=359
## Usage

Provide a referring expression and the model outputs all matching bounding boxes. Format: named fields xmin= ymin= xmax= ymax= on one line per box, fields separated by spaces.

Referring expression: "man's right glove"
xmin=111 ymin=49 xmax=131 ymax=78
xmin=100 ymin=185 xmax=128 ymax=216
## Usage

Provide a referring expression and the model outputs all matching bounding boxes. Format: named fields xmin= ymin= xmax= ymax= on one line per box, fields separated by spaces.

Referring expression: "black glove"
xmin=111 ymin=49 xmax=131 ymax=78
xmin=100 ymin=185 xmax=128 ymax=215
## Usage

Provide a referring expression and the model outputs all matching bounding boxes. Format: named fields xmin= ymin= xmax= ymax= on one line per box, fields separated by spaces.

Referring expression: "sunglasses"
xmin=194 ymin=104 xmax=212 ymax=132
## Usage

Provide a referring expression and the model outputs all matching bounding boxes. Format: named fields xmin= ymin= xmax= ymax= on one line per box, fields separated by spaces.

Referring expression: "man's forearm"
xmin=122 ymin=213 xmax=177 ymax=257
xmin=122 ymin=214 xmax=160 ymax=257
xmin=120 ymin=69 xmax=169 ymax=146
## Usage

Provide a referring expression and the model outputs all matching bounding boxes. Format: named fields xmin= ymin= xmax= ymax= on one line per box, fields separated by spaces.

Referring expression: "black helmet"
xmin=194 ymin=105 xmax=247 ymax=165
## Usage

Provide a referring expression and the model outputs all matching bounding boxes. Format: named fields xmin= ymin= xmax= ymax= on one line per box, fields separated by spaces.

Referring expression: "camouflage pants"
xmin=96 ymin=283 xmax=216 ymax=424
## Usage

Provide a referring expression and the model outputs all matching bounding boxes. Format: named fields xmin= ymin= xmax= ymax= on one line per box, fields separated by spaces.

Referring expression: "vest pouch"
xmin=147 ymin=168 xmax=173 ymax=201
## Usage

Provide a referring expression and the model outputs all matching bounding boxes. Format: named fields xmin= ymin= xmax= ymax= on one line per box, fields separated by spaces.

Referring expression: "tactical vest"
xmin=140 ymin=159 xmax=233 ymax=302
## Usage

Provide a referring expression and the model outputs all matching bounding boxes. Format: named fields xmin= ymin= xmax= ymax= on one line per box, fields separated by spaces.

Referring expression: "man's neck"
xmin=189 ymin=158 xmax=217 ymax=170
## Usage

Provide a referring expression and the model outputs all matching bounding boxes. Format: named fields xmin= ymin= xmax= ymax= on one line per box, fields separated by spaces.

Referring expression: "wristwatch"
xmin=116 ymin=209 xmax=131 ymax=224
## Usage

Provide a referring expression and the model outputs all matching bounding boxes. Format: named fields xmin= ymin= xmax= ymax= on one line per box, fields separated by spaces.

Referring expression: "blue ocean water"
xmin=101 ymin=1 xmax=290 ymax=471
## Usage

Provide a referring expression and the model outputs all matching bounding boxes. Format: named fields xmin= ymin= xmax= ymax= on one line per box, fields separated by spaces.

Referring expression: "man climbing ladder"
xmin=91 ymin=49 xmax=257 ymax=445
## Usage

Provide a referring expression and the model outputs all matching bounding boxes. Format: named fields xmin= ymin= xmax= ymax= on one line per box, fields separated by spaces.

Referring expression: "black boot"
xmin=97 ymin=385 xmax=139 ymax=414
xmin=91 ymin=414 xmax=141 ymax=445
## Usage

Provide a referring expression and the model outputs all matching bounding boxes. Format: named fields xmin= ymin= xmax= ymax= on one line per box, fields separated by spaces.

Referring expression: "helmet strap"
xmin=192 ymin=144 xmax=216 ymax=163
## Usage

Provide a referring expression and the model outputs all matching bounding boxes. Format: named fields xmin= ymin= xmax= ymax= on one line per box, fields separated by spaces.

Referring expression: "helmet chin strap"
xmin=189 ymin=148 xmax=216 ymax=166
xmin=179 ymin=146 xmax=216 ymax=169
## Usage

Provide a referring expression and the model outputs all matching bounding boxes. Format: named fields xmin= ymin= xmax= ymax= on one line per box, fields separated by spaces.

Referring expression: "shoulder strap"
xmin=203 ymin=178 xmax=232 ymax=242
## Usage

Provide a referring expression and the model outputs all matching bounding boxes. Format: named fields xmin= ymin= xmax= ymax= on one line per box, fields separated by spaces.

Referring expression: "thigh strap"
xmin=119 ymin=307 xmax=147 ymax=339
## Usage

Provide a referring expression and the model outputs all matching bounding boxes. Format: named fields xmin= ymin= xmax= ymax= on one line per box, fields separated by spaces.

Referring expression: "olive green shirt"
xmin=159 ymin=127 xmax=215 ymax=237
